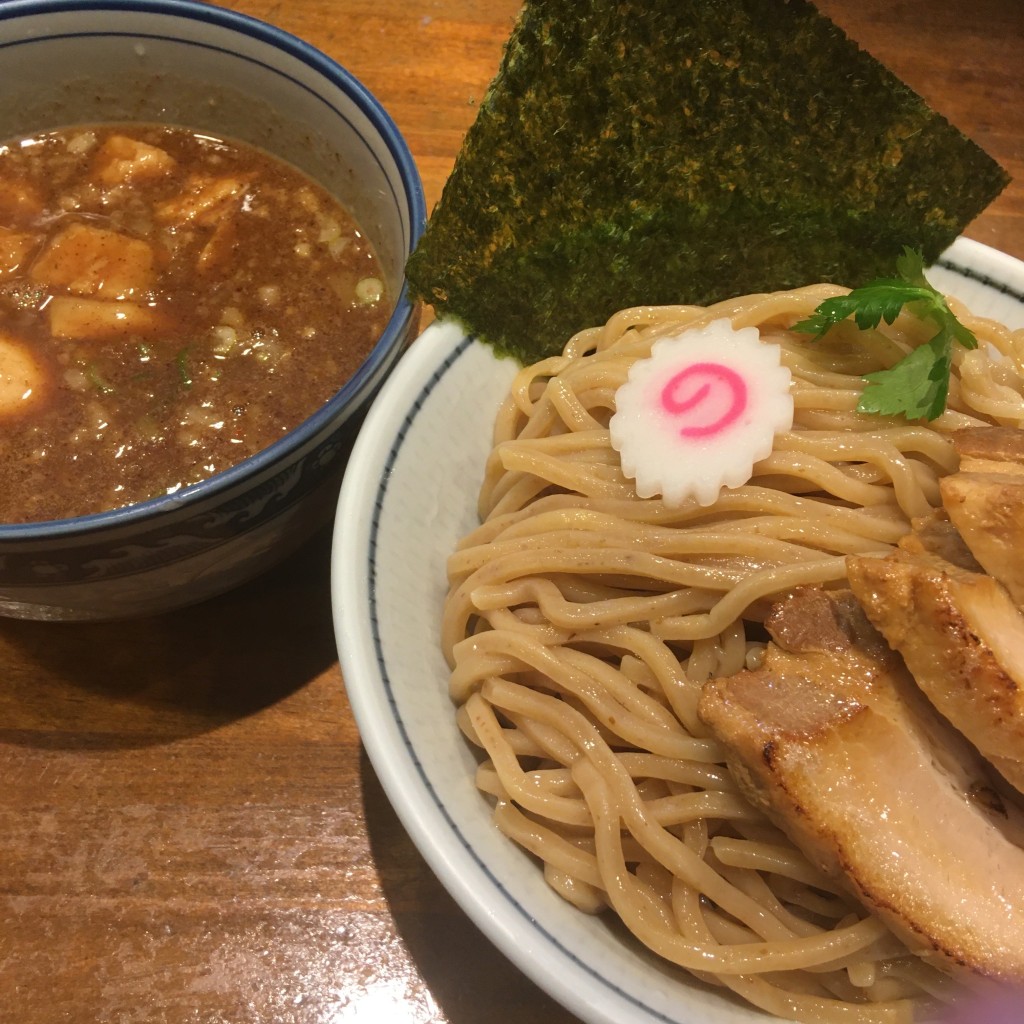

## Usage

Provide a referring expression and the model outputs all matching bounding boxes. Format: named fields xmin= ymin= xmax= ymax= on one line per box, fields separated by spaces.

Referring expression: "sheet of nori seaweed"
xmin=405 ymin=0 xmax=1009 ymax=364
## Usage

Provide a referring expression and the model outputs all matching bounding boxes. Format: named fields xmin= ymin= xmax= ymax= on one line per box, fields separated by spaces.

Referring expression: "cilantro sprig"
xmin=793 ymin=247 xmax=978 ymax=421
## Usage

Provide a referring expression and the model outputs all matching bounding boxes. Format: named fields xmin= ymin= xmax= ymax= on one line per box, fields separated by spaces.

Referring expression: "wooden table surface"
xmin=2 ymin=2 xmax=1021 ymax=1022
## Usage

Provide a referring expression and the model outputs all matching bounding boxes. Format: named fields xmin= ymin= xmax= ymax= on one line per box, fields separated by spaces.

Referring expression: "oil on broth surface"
xmin=0 ymin=123 xmax=390 ymax=523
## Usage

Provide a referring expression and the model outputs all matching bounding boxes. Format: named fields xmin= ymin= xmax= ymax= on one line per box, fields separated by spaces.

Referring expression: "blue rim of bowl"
xmin=0 ymin=0 xmax=427 ymax=541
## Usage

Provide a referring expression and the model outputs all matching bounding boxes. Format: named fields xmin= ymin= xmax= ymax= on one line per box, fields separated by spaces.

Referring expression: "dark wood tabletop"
xmin=2 ymin=2 xmax=1021 ymax=1022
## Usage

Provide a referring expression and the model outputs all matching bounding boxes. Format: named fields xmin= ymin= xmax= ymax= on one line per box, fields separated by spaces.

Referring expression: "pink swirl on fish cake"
xmin=660 ymin=362 xmax=748 ymax=439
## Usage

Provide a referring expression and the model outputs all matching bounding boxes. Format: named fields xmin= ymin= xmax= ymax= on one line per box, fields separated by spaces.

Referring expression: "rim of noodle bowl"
xmin=331 ymin=236 xmax=1024 ymax=1024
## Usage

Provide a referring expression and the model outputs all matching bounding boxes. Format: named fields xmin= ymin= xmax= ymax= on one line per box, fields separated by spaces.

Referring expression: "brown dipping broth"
xmin=0 ymin=123 xmax=391 ymax=523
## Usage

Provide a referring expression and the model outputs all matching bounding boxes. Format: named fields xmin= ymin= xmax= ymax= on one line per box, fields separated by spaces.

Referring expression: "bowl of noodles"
xmin=331 ymin=236 xmax=1024 ymax=1024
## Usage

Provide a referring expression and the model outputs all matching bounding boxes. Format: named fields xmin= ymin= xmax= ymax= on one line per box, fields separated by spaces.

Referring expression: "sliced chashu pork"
xmin=941 ymin=469 xmax=1024 ymax=608
xmin=848 ymin=550 xmax=1024 ymax=794
xmin=698 ymin=587 xmax=1024 ymax=980
xmin=938 ymin=426 xmax=1024 ymax=605
xmin=950 ymin=425 xmax=1024 ymax=477
xmin=897 ymin=508 xmax=982 ymax=571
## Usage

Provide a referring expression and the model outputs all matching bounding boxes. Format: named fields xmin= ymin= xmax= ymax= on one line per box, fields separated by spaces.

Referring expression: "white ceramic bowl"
xmin=332 ymin=238 xmax=1024 ymax=1024
xmin=0 ymin=0 xmax=425 ymax=620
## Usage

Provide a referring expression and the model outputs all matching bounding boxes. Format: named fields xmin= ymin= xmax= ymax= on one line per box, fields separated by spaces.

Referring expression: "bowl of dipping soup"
xmin=0 ymin=0 xmax=425 ymax=619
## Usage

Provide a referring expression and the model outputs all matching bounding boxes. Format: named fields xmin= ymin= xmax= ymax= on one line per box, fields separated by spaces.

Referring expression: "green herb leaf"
xmin=86 ymin=362 xmax=115 ymax=395
xmin=858 ymin=334 xmax=951 ymax=420
xmin=792 ymin=246 xmax=978 ymax=420
xmin=175 ymin=347 xmax=193 ymax=388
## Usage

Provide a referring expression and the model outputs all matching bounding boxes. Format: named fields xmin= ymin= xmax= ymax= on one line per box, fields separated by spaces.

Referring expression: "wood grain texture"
xmin=1 ymin=2 xmax=1021 ymax=1022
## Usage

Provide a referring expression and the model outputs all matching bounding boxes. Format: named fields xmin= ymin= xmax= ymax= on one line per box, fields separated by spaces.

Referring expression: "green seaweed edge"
xmin=407 ymin=0 xmax=1009 ymax=364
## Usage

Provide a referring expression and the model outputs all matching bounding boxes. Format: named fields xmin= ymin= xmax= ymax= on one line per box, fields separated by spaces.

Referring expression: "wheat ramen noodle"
xmin=442 ymin=285 xmax=1024 ymax=1023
